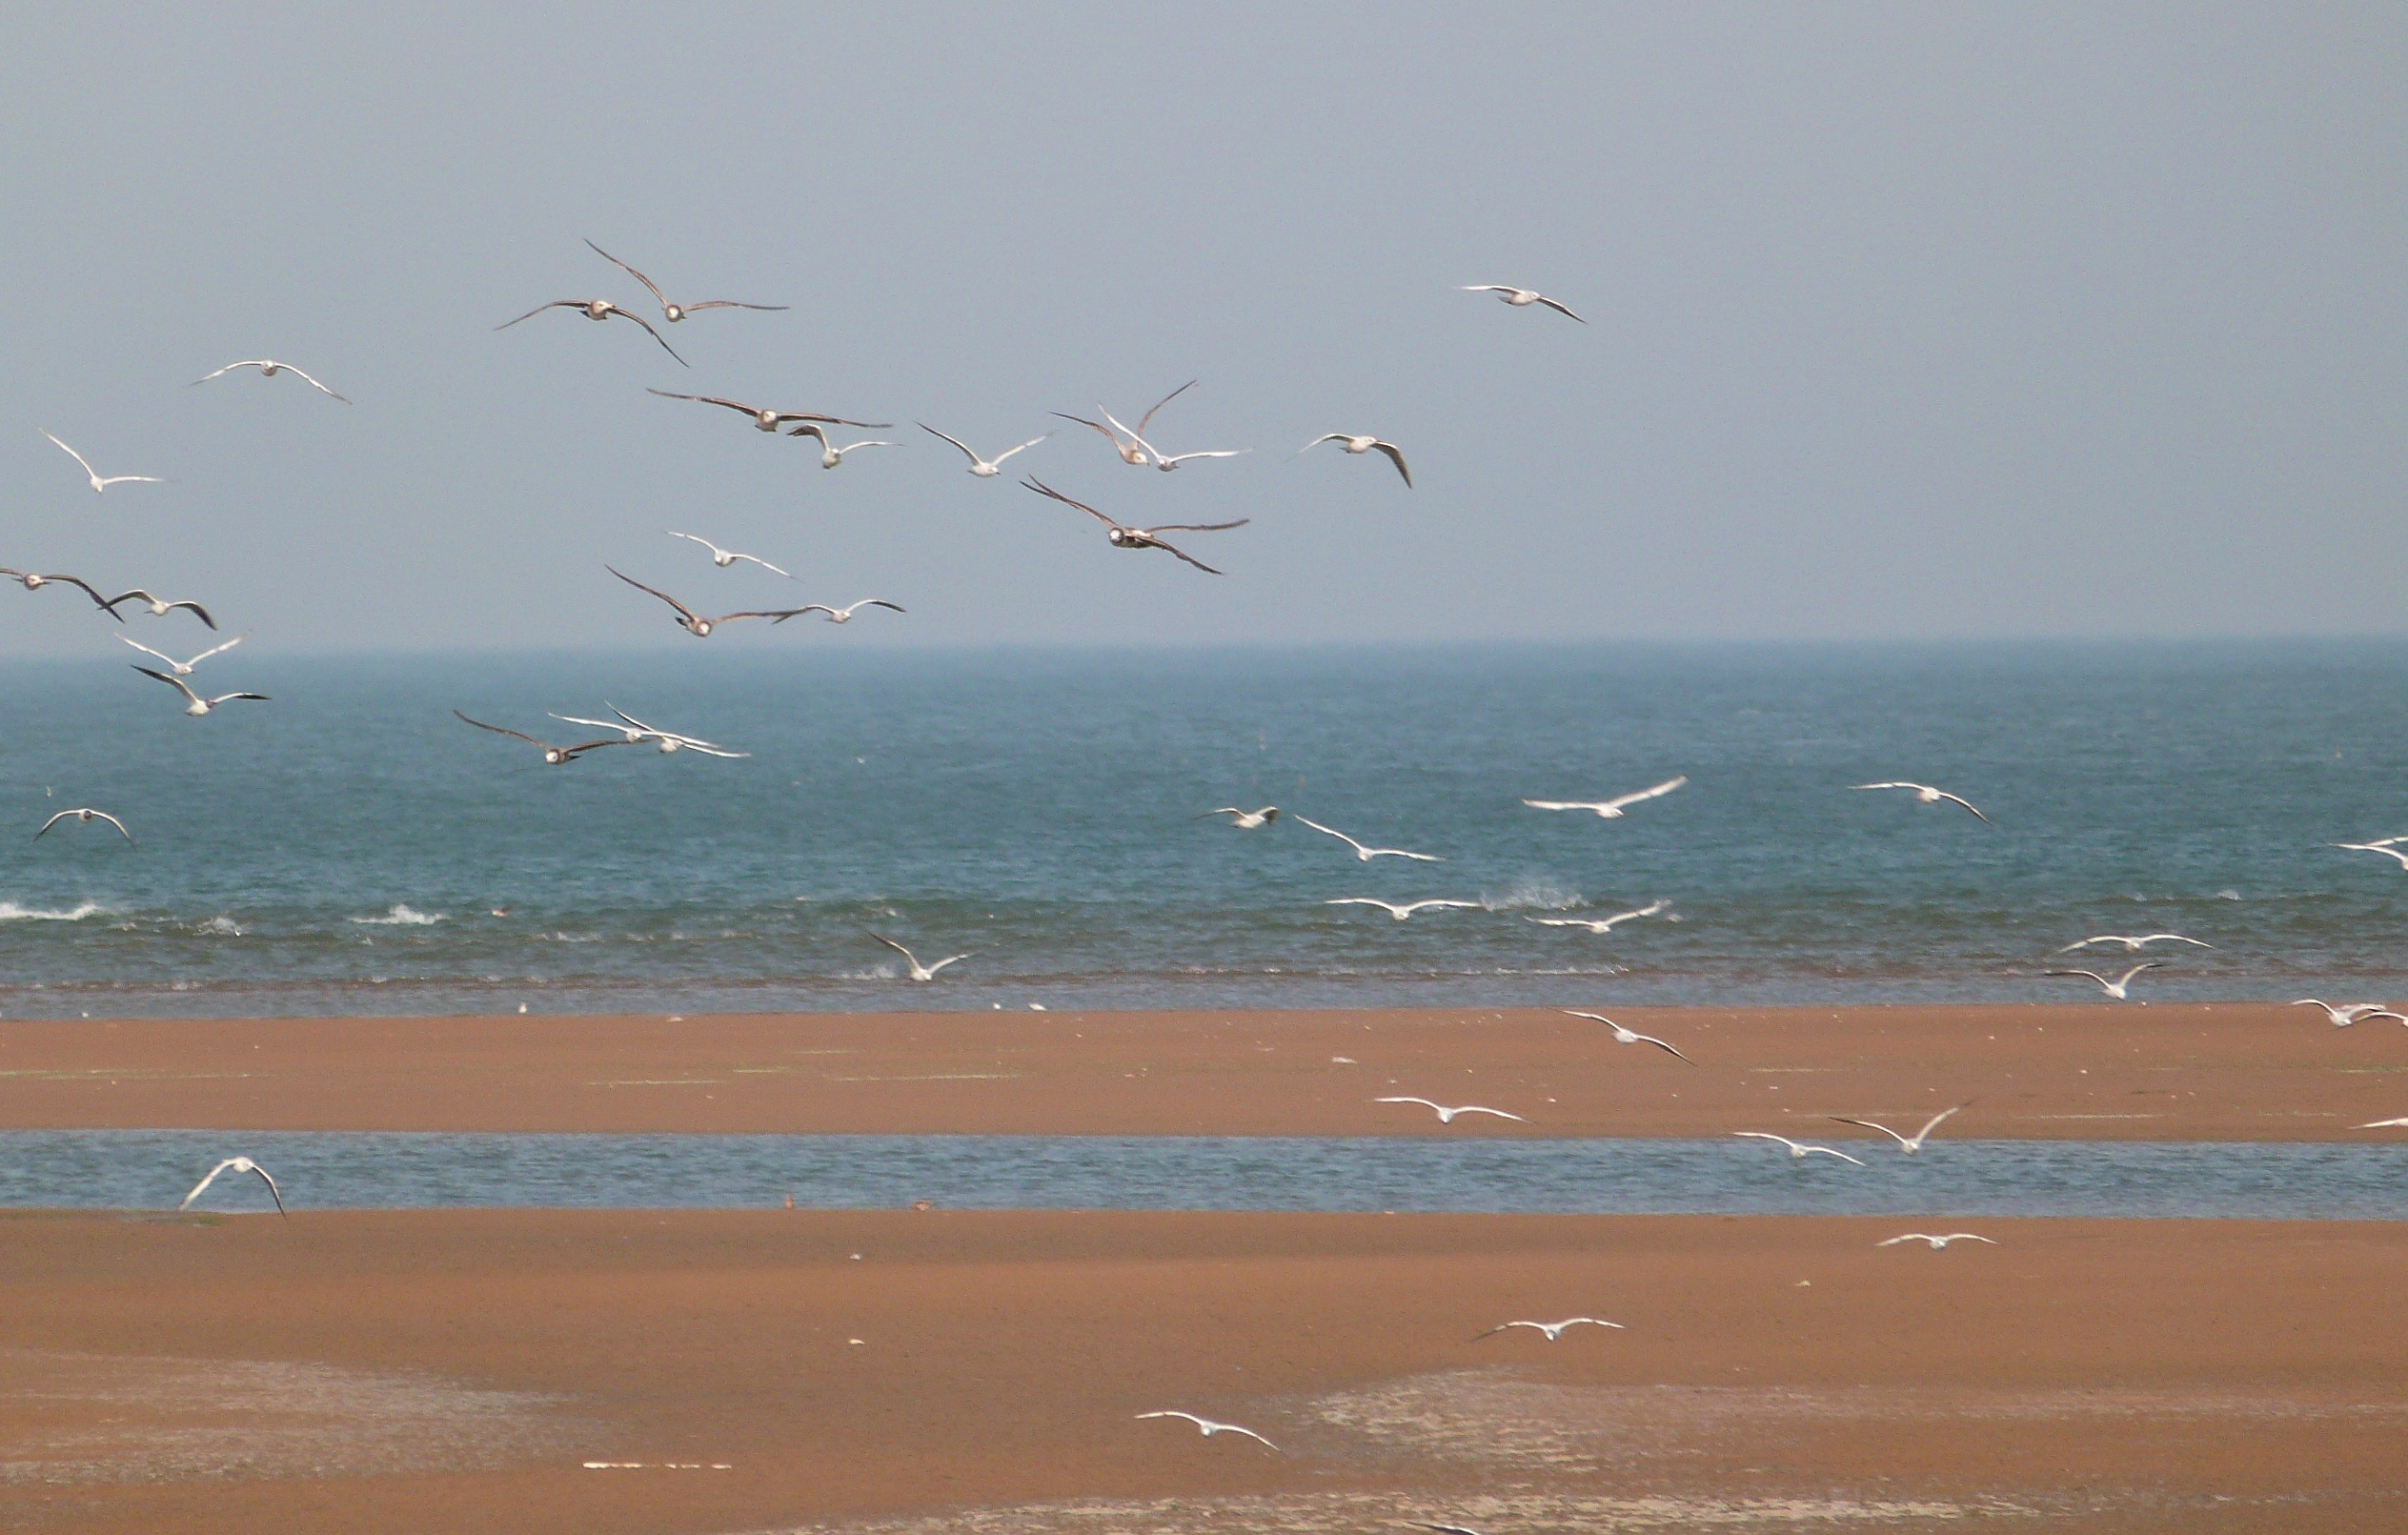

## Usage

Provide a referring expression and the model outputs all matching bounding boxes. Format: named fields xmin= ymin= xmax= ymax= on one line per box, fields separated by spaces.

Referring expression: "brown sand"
xmin=1 ymin=1210 xmax=2402 ymax=1534
xmin=2 ymin=1003 xmax=2403 ymax=1139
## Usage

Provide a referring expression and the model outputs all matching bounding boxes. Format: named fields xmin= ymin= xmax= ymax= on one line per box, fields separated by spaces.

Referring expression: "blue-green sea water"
xmin=0 ymin=640 xmax=2402 ymax=1019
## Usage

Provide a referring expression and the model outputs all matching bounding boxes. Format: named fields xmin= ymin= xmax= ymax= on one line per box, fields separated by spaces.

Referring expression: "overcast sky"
xmin=0 ymin=5 xmax=2400 ymax=655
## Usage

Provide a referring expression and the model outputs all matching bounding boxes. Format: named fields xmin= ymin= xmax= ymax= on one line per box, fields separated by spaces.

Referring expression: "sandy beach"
xmin=1 ymin=1002 xmax=2401 ymax=1140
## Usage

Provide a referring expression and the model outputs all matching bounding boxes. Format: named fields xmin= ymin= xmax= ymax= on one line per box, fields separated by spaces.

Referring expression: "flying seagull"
xmin=2334 ymin=841 xmax=2408 ymax=872
xmin=133 ymin=666 xmax=268 ymax=717
xmin=607 ymin=566 xmax=805 ymax=636
xmin=1103 ymin=409 xmax=1250 ymax=473
xmin=786 ymin=599 xmax=904 ymax=625
xmin=1852 ymin=781 xmax=1990 ymax=822
xmin=585 ymin=238 xmax=788 ymax=323
xmin=1558 ymin=1009 xmax=1693 ymax=1062
xmin=34 ymin=807 xmax=132 ymax=844
xmin=647 ymin=389 xmax=888 ymax=432
xmin=102 ymin=590 xmax=215 ymax=629
xmin=1325 ymin=898 xmax=1483 ymax=920
xmin=454 ymin=711 xmax=632 ymax=765
xmin=921 ymin=424 xmax=1051 ymax=476
xmin=2357 ymin=1117 xmax=2408 ymax=1128
xmin=1056 ymin=380 xmax=1194 ymax=465
xmin=667 ymin=532 xmax=791 ymax=577
xmin=1293 ymin=816 xmax=1443 ymax=862
xmin=116 ymin=632 xmax=244 ymax=675
xmin=1473 ymin=1317 xmax=1625 ymax=1342
xmin=179 ymin=1156 xmax=287 ymax=1217
xmin=1732 ymin=1132 xmax=1865 ymax=1166
xmin=1828 ymin=1102 xmax=1969 ymax=1155
xmin=547 ymin=708 xmax=749 ymax=757
xmin=41 ymin=431 xmax=164 ymax=493
xmin=1 ymin=568 xmax=122 ymax=616
xmin=872 ymin=933 xmax=973 ymax=981
xmin=1300 ymin=434 xmax=1412 ymax=487
xmin=1523 ymin=776 xmax=1688 ymax=818
xmin=495 ymin=299 xmax=686 ymax=365
xmin=1527 ymin=899 xmax=1672 ymax=936
xmin=785 ymin=422 xmax=901 ymax=468
xmin=1460 ymin=285 xmax=1584 ymax=321
xmin=2047 ymin=962 xmax=2159 ymax=1000
xmin=1374 ymin=1097 xmax=1526 ymax=1124
xmin=2055 ymin=933 xmax=2213 ymax=954
xmin=1021 ymin=477 xmax=1248 ymax=575
xmin=2291 ymin=999 xmax=2408 ymax=1027
xmin=1134 ymin=1410 xmax=1278 ymax=1452
xmin=190 ymin=359 xmax=350 ymax=402
xmin=1877 ymin=1233 xmax=1997 ymax=1249
xmin=1195 ymin=806 xmax=1279 ymax=829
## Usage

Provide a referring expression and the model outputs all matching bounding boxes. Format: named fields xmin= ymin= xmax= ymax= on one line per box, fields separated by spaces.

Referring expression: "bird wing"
xmin=1301 ymin=434 xmax=1347 ymax=452
xmin=41 ymin=431 xmax=101 ymax=479
xmin=1521 ymin=799 xmax=1585 ymax=811
xmin=1457 ymin=1106 xmax=1527 ymax=1121
xmin=1875 ymin=1235 xmax=1923 ymax=1246
xmin=1913 ymin=1103 xmax=1968 ymax=1141
xmin=1852 ymin=781 xmax=1919 ymax=792
xmin=1371 ymin=440 xmax=1412 ymax=486
xmin=453 ymin=710 xmax=546 ymax=748
xmin=2148 ymin=934 xmax=2213 ymax=948
xmin=647 ymin=389 xmax=756 ymax=414
xmin=710 ymin=609 xmax=811 ymax=625
xmin=1375 ymin=1097 xmax=1439 ymax=1109
xmin=1632 ymin=1034 xmax=1691 ymax=1062
xmin=1022 ymin=476 xmax=1121 ymax=528
xmin=1827 ymin=1116 xmax=1910 ymax=1148
xmin=584 ymin=238 xmax=669 ymax=309
xmin=1384 ymin=847 xmax=1445 ymax=862
xmin=1051 ymin=412 xmax=1126 ymax=450
xmin=1325 ymin=899 xmax=1395 ymax=912
xmin=2046 ymin=969 xmax=2109 ymax=987
xmin=1732 ymin=1132 xmax=1792 ymax=1146
xmin=786 ymin=422 xmax=829 ymax=444
xmin=607 ymin=566 xmax=700 ymax=625
xmin=163 ymin=599 xmax=217 ymax=630
xmin=204 ymin=692 xmax=270 ymax=705
xmin=605 ymin=307 xmax=687 ymax=365
xmin=93 ymin=811 xmax=133 ymax=842
xmin=189 ymin=633 xmax=247 ymax=665
xmin=190 ymin=361 xmax=255 ymax=384
xmin=994 ymin=434 xmax=1049 ymax=462
xmin=1145 ymin=519 xmax=1252 ymax=533
xmin=32 ymin=811 xmax=71 ymax=838
xmin=2115 ymin=962 xmax=2161 ymax=986
xmin=870 ymin=933 xmax=919 ymax=967
xmin=920 ymin=424 xmax=980 ymax=461
xmin=926 ymin=954 xmax=972 ymax=974
xmin=1935 ymin=791 xmax=1991 ymax=822
xmin=2054 ymin=937 xmax=2112 ymax=953
xmin=494 ymin=299 xmax=581 ymax=330
xmin=1811 ymin=1146 xmax=1867 ymax=1165
xmin=49 ymin=575 xmax=124 ymax=613
xmin=1460 ymin=285 xmax=1512 ymax=294
xmin=250 ymin=1163 xmax=289 ymax=1216
xmin=280 ymin=364 xmax=349 ymax=401
xmin=1139 ymin=537 xmax=1220 ymax=574
xmin=178 ymin=1161 xmax=232 ymax=1210
xmin=132 ymin=665 xmax=204 ymax=706
xmin=1533 ymin=293 xmax=1586 ymax=322
xmin=678 ymin=298 xmax=791 ymax=313
xmin=1135 ymin=379 xmax=1197 ymax=434
xmin=1603 ymin=776 xmax=1688 ymax=810
xmin=1158 ymin=450 xmax=1249 ymax=465
xmin=732 ymin=554 xmax=794 ymax=578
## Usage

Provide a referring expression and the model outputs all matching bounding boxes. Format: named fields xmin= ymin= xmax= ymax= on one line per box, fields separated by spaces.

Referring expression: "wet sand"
xmin=2 ymin=1002 xmax=2402 ymax=1140
xmin=1 ymin=1209 xmax=2402 ymax=1534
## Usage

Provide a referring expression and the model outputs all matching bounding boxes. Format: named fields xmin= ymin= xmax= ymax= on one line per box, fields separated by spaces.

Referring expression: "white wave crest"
xmin=195 ymin=915 xmax=245 ymax=937
xmin=0 ymin=900 xmax=108 ymax=922
xmin=1478 ymin=879 xmax=1584 ymax=912
xmin=349 ymin=903 xmax=448 ymax=926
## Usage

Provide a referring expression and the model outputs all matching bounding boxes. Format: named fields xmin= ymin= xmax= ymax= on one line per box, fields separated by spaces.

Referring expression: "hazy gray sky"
xmin=1 ymin=5 xmax=2400 ymax=654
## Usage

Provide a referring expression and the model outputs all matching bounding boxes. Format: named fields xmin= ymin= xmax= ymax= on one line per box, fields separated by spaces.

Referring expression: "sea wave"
xmin=0 ymin=901 xmax=108 ymax=922
xmin=349 ymin=904 xmax=448 ymax=926
xmin=1478 ymin=879 xmax=1585 ymax=912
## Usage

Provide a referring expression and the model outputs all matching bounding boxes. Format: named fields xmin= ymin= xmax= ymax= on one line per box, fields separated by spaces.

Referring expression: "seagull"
xmin=2054 ymin=933 xmax=2214 ymax=954
xmin=1404 ymin=1524 xmax=1488 ymax=1535
xmin=1852 ymin=781 xmax=1990 ymax=822
xmin=41 ymin=431 xmax=164 ymax=493
xmin=2334 ymin=841 xmax=2408 ymax=872
xmin=606 ymin=567 xmax=805 ymax=636
xmin=101 ymin=590 xmax=215 ymax=629
xmin=547 ymin=709 xmax=748 ymax=757
xmin=1474 ymin=1317 xmax=1625 ymax=1342
xmin=1133 ymin=1410 xmax=1278 ymax=1452
xmin=584 ymin=239 xmax=789 ymax=323
xmin=873 ymin=933 xmax=972 ymax=981
xmin=1527 ymin=899 xmax=1671 ymax=935
xmin=1102 ymin=410 xmax=1249 ymax=473
xmin=116 ymin=632 xmax=245 ymax=676
xmin=2357 ymin=1117 xmax=2408 ymax=1128
xmin=921 ymin=424 xmax=1050 ymax=476
xmin=1732 ymin=1132 xmax=1865 ymax=1166
xmin=1194 ymin=806 xmax=1279 ymax=829
xmin=1020 ymin=477 xmax=1249 ymax=575
xmin=647 ymin=389 xmax=888 ymax=432
xmin=1375 ymin=1097 xmax=1526 ymax=1124
xmin=786 ymin=599 xmax=904 ymax=625
xmin=1460 ymin=285 xmax=1584 ymax=321
xmin=0 ymin=568 xmax=122 ymax=616
xmin=1523 ymin=777 xmax=1688 ymax=818
xmin=784 ymin=423 xmax=901 ymax=468
xmin=454 ymin=711 xmax=631 ymax=765
xmin=1558 ymin=1010 xmax=1692 ymax=1062
xmin=2290 ymin=999 xmax=2408 ymax=1027
xmin=1325 ymin=898 xmax=1482 ymax=920
xmin=179 ymin=1156 xmax=287 ymax=1217
xmin=1293 ymin=816 xmax=1443 ymax=862
xmin=190 ymin=359 xmax=349 ymax=402
xmin=667 ymin=532 xmax=791 ymax=577
xmin=133 ymin=667 xmax=268 ymax=717
xmin=1056 ymin=380 xmax=1194 ymax=465
xmin=1828 ymin=1102 xmax=1969 ymax=1154
xmin=34 ymin=807 xmax=132 ymax=844
xmin=1301 ymin=434 xmax=1412 ymax=487
xmin=1877 ymin=1233 xmax=1997 ymax=1249
xmin=495 ymin=299 xmax=686 ymax=365
xmin=2047 ymin=962 xmax=2159 ymax=1000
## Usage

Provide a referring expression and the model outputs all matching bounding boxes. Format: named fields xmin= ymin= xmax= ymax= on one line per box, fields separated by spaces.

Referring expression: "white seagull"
xmin=179 ymin=1156 xmax=287 ymax=1217
xmin=2047 ymin=962 xmax=2159 ymax=1000
xmin=1527 ymin=899 xmax=1671 ymax=936
xmin=1852 ymin=781 xmax=1990 ymax=822
xmin=873 ymin=933 xmax=972 ymax=981
xmin=1294 ymin=816 xmax=1444 ymax=863
xmin=667 ymin=532 xmax=791 ymax=578
xmin=133 ymin=666 xmax=268 ymax=717
xmin=455 ymin=711 xmax=633 ymax=765
xmin=1460 ymin=285 xmax=1584 ymax=321
xmin=785 ymin=422 xmax=900 ymax=468
xmin=1325 ymin=898 xmax=1482 ymax=920
xmin=585 ymin=239 xmax=788 ymax=323
xmin=921 ymin=424 xmax=1050 ymax=476
xmin=1133 ymin=1410 xmax=1279 ymax=1452
xmin=1194 ymin=806 xmax=1279 ymax=829
xmin=1474 ymin=1317 xmax=1625 ymax=1342
xmin=2054 ymin=933 xmax=2214 ymax=954
xmin=102 ymin=589 xmax=216 ymax=628
xmin=788 ymin=599 xmax=904 ymax=625
xmin=495 ymin=299 xmax=686 ymax=365
xmin=1828 ymin=1102 xmax=1969 ymax=1155
xmin=1056 ymin=380 xmax=1195 ymax=466
xmin=1 ymin=568 xmax=122 ymax=615
xmin=1732 ymin=1132 xmax=1865 ymax=1166
xmin=548 ymin=709 xmax=749 ymax=757
xmin=116 ymin=632 xmax=245 ymax=676
xmin=1103 ymin=410 xmax=1250 ymax=473
xmin=1300 ymin=434 xmax=1411 ymax=487
xmin=191 ymin=359 xmax=350 ymax=402
xmin=41 ymin=431 xmax=164 ymax=494
xmin=1375 ymin=1097 xmax=1527 ymax=1124
xmin=2291 ymin=999 xmax=2408 ymax=1027
xmin=34 ymin=807 xmax=133 ymax=844
xmin=1523 ymin=777 xmax=1688 ymax=818
xmin=1558 ymin=1010 xmax=1693 ymax=1062
xmin=1877 ymin=1233 xmax=1997 ymax=1249
xmin=2334 ymin=841 xmax=2408 ymax=872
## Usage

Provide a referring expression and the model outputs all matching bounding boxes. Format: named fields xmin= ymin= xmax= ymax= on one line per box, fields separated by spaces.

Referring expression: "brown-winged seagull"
xmin=647 ymin=389 xmax=888 ymax=432
xmin=585 ymin=239 xmax=788 ymax=323
xmin=1020 ymin=477 xmax=1247 ymax=575
xmin=133 ymin=667 xmax=268 ymax=717
xmin=607 ymin=567 xmax=805 ymax=636
xmin=495 ymin=299 xmax=686 ymax=365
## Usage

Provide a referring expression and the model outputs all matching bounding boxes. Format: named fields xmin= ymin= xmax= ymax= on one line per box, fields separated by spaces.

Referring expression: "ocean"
xmin=0 ymin=640 xmax=2402 ymax=1020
